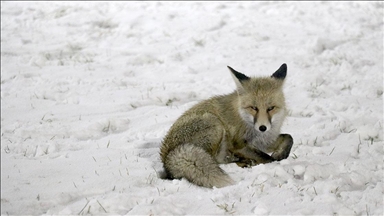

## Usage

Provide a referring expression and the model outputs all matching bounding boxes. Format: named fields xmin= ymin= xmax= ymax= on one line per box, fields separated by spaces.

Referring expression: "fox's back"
xmin=160 ymin=93 xmax=239 ymax=163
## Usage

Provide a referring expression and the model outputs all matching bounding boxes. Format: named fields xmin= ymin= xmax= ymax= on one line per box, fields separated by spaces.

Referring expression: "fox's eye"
xmin=250 ymin=106 xmax=258 ymax=112
xmin=267 ymin=106 xmax=275 ymax=112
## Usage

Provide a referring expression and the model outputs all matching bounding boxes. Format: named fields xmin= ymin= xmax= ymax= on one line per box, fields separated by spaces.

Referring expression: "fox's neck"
xmin=216 ymin=92 xmax=250 ymax=140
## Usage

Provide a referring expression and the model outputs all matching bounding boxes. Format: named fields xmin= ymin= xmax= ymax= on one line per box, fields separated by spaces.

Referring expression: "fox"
xmin=160 ymin=63 xmax=293 ymax=188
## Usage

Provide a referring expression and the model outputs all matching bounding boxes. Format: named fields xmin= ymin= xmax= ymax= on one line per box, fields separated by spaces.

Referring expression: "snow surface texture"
xmin=1 ymin=1 xmax=383 ymax=215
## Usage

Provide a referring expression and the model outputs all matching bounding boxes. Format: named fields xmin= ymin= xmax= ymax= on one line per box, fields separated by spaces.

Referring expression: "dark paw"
xmin=271 ymin=134 xmax=293 ymax=161
xmin=235 ymin=159 xmax=257 ymax=168
xmin=236 ymin=161 xmax=251 ymax=168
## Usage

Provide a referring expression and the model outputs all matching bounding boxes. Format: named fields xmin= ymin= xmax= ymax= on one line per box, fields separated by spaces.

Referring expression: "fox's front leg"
xmin=270 ymin=134 xmax=293 ymax=161
xmin=232 ymin=147 xmax=275 ymax=168
xmin=232 ymin=134 xmax=293 ymax=168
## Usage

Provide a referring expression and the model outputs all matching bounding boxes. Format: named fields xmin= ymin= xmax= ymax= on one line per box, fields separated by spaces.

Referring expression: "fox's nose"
xmin=259 ymin=125 xmax=267 ymax=132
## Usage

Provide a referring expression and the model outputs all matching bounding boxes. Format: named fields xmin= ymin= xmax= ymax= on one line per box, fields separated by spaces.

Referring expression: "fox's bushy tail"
xmin=164 ymin=144 xmax=234 ymax=188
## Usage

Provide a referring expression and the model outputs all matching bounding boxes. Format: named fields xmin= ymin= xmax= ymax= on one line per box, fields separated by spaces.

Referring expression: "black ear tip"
xmin=279 ymin=63 xmax=287 ymax=72
xmin=272 ymin=63 xmax=287 ymax=79
xmin=228 ymin=66 xmax=250 ymax=82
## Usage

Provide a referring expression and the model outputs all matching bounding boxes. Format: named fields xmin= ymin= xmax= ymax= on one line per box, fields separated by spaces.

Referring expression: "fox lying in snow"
xmin=160 ymin=64 xmax=293 ymax=188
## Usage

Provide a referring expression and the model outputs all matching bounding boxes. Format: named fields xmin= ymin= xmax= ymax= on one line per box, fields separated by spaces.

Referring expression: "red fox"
xmin=160 ymin=64 xmax=293 ymax=188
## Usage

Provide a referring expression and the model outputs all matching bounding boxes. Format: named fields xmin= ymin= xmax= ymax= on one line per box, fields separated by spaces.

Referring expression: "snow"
xmin=1 ymin=1 xmax=383 ymax=215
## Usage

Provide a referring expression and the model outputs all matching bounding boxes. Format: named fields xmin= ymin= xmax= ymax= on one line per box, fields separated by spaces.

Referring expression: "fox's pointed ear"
xmin=228 ymin=66 xmax=249 ymax=94
xmin=271 ymin=63 xmax=287 ymax=80
xmin=228 ymin=66 xmax=250 ymax=82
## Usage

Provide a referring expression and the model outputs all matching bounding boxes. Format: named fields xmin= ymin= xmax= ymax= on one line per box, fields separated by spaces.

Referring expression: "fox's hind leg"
xmin=270 ymin=134 xmax=293 ymax=161
xmin=161 ymin=113 xmax=235 ymax=188
xmin=164 ymin=144 xmax=234 ymax=188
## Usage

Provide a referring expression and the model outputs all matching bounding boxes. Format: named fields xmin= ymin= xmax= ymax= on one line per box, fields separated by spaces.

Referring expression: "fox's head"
xmin=228 ymin=64 xmax=287 ymax=133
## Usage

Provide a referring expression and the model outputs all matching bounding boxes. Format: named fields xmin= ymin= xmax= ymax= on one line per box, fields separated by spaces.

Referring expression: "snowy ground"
xmin=1 ymin=1 xmax=383 ymax=215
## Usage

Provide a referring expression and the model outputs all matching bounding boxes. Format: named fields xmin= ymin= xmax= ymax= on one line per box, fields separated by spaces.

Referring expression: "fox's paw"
xmin=235 ymin=158 xmax=258 ymax=168
xmin=271 ymin=134 xmax=293 ymax=161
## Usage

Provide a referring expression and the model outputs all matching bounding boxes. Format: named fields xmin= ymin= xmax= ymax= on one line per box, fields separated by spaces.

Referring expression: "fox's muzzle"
xmin=254 ymin=112 xmax=271 ymax=133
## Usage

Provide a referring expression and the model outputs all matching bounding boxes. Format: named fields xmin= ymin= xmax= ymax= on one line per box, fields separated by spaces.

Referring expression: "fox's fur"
xmin=160 ymin=64 xmax=293 ymax=188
